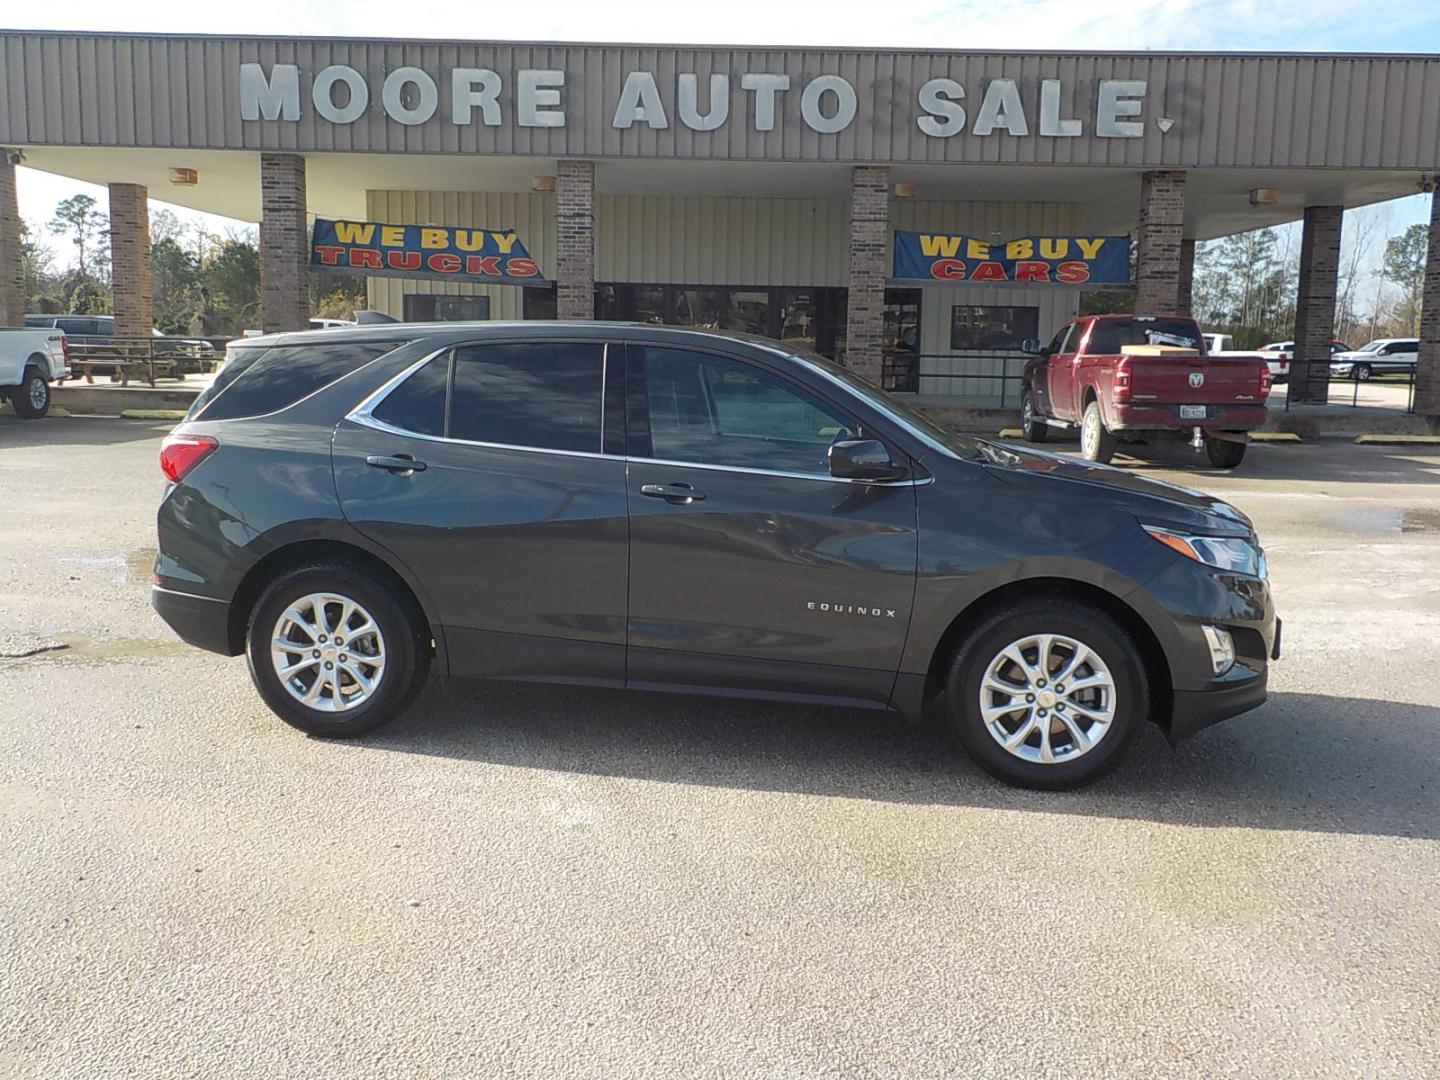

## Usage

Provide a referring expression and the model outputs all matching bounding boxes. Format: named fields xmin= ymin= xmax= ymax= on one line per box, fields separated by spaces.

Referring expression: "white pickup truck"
xmin=1 ymin=327 xmax=70 ymax=419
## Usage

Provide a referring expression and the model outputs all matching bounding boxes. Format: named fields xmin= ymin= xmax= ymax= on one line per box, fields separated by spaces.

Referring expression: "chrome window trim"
xmin=346 ymin=344 xmax=932 ymax=486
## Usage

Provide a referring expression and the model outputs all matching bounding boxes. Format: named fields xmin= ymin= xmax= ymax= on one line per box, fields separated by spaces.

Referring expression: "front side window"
xmin=449 ymin=342 xmax=605 ymax=453
xmin=639 ymin=347 xmax=857 ymax=476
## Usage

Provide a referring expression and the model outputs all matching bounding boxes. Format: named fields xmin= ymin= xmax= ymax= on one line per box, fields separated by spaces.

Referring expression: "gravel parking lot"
xmin=2 ymin=417 xmax=1438 ymax=1079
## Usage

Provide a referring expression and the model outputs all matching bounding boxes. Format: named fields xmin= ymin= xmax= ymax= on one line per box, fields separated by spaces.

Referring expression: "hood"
xmin=1331 ymin=350 xmax=1370 ymax=362
xmin=971 ymin=439 xmax=1253 ymax=534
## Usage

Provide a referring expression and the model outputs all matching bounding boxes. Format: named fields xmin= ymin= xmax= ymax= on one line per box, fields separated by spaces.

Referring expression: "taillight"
xmin=1259 ymin=365 xmax=1273 ymax=398
xmin=159 ymin=433 xmax=218 ymax=483
xmin=61 ymin=335 xmax=71 ymax=365
xmin=1113 ymin=358 xmax=1131 ymax=398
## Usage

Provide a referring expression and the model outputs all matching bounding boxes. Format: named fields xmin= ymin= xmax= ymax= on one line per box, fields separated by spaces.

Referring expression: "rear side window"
xmin=371 ymin=353 xmax=450 ymax=437
xmin=195 ymin=342 xmax=403 ymax=421
xmin=448 ymin=343 xmax=605 ymax=452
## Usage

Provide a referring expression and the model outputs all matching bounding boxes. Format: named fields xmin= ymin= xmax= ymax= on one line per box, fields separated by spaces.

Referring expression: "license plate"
xmin=1179 ymin=405 xmax=1207 ymax=419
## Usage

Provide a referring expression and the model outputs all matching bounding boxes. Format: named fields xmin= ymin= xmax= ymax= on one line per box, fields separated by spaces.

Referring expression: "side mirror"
xmin=1020 ymin=338 xmax=1042 ymax=356
xmin=828 ymin=439 xmax=908 ymax=482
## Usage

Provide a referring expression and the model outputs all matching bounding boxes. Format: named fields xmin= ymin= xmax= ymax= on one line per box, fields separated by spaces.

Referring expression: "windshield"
xmin=1358 ymin=341 xmax=1386 ymax=353
xmin=784 ymin=347 xmax=980 ymax=461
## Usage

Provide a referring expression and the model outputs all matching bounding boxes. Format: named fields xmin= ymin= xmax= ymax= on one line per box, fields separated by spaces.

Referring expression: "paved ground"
xmin=2 ymin=417 xmax=1437 ymax=1079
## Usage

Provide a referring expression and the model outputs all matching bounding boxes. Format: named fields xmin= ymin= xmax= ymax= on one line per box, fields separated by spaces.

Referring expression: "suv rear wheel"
xmin=943 ymin=601 xmax=1148 ymax=789
xmin=246 ymin=563 xmax=430 ymax=737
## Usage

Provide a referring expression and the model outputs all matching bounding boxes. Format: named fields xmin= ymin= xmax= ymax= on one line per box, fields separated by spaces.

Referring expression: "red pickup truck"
xmin=1019 ymin=315 xmax=1272 ymax=469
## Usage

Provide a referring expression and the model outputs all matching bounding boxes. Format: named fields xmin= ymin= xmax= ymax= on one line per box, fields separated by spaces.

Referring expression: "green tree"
xmin=152 ymin=237 xmax=202 ymax=333
xmin=1379 ymin=223 xmax=1427 ymax=335
xmin=201 ymin=239 xmax=261 ymax=335
xmin=48 ymin=194 xmax=109 ymax=281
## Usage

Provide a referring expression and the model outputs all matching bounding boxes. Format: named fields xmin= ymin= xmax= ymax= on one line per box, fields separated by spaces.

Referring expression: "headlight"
xmin=1144 ymin=526 xmax=1266 ymax=578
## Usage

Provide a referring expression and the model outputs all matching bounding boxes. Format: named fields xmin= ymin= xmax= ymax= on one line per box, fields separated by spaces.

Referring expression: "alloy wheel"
xmin=28 ymin=375 xmax=47 ymax=411
xmin=977 ymin=633 xmax=1116 ymax=764
xmin=270 ymin=592 xmax=387 ymax=712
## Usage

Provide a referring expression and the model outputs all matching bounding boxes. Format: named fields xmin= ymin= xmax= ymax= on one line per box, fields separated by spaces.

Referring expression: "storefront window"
xmin=403 ymin=294 xmax=490 ymax=322
xmin=522 ymin=284 xmax=557 ymax=320
xmin=882 ymin=288 xmax=922 ymax=392
xmin=669 ymin=288 xmax=723 ymax=328
xmin=723 ymin=290 xmax=770 ymax=335
xmin=949 ymin=305 xmax=1039 ymax=350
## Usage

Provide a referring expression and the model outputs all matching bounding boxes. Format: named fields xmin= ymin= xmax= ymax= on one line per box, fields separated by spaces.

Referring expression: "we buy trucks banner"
xmin=310 ymin=218 xmax=545 ymax=285
xmin=892 ymin=231 xmax=1130 ymax=285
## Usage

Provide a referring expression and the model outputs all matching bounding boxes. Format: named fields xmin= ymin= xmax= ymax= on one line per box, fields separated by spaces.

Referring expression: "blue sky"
xmin=9 ymin=1 xmax=1438 ymax=273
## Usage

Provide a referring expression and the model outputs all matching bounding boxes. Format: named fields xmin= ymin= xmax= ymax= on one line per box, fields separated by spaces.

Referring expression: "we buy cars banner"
xmin=310 ymin=218 xmax=545 ymax=285
xmin=892 ymin=231 xmax=1130 ymax=285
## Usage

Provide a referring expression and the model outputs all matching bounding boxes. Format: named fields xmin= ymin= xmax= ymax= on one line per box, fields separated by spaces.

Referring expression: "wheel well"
xmin=922 ymin=577 xmax=1173 ymax=726
xmin=225 ymin=539 xmax=433 ymax=656
xmin=1082 ymin=384 xmax=1097 ymax=408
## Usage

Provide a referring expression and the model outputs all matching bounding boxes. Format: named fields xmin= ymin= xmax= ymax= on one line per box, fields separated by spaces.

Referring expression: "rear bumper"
xmin=151 ymin=585 xmax=234 ymax=655
xmin=1110 ymin=402 xmax=1269 ymax=431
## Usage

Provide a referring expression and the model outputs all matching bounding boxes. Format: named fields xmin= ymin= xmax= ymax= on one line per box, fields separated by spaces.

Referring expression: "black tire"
xmin=943 ymin=600 xmax=1149 ymax=790
xmin=1204 ymin=435 xmax=1247 ymax=469
xmin=1020 ymin=389 xmax=1049 ymax=443
xmin=1079 ymin=399 xmax=1116 ymax=465
xmin=11 ymin=367 xmax=50 ymax=420
xmin=245 ymin=563 xmax=430 ymax=738
xmin=1354 ymin=364 xmax=1372 ymax=381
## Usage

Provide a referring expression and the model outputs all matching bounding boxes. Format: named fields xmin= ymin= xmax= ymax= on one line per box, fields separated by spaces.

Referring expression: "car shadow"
xmin=0 ymin=415 xmax=173 ymax=447
xmin=358 ymin=683 xmax=1438 ymax=841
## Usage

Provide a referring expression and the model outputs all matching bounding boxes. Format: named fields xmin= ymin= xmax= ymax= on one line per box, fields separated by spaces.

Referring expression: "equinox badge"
xmin=807 ymin=601 xmax=897 ymax=618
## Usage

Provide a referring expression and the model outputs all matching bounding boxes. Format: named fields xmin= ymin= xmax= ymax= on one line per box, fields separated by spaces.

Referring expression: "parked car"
xmin=1208 ymin=335 xmax=1290 ymax=383
xmin=309 ymin=318 xmax=357 ymax=330
xmin=151 ymin=323 xmax=1279 ymax=790
xmin=1257 ymin=339 xmax=1350 ymax=381
xmin=1019 ymin=315 xmax=1272 ymax=469
xmin=1330 ymin=338 xmax=1419 ymax=381
xmin=23 ymin=314 xmax=217 ymax=374
xmin=1202 ymin=332 xmax=1233 ymax=353
xmin=0 ymin=326 xmax=69 ymax=418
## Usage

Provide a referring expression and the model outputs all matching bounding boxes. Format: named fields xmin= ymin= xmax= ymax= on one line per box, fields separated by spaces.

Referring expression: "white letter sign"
xmin=240 ymin=63 xmax=300 ymax=122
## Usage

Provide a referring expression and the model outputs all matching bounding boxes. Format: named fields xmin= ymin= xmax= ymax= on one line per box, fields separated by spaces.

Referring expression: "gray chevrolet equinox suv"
xmin=153 ymin=322 xmax=1279 ymax=789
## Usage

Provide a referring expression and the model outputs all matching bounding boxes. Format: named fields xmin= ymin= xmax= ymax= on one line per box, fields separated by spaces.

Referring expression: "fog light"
xmin=1202 ymin=626 xmax=1235 ymax=675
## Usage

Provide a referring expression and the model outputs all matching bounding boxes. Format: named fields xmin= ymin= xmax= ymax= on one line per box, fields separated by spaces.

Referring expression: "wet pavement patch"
xmin=0 ymin=633 xmax=191 ymax=665
xmin=1327 ymin=507 xmax=1440 ymax=534
xmin=0 ymin=634 xmax=71 ymax=659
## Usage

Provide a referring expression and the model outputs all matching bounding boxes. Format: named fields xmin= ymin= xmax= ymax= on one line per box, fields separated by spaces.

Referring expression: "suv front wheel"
xmin=944 ymin=601 xmax=1148 ymax=789
xmin=246 ymin=563 xmax=430 ymax=737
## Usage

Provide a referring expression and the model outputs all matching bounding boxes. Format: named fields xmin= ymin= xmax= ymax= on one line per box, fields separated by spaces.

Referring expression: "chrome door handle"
xmin=366 ymin=454 xmax=427 ymax=475
xmin=640 ymin=482 xmax=705 ymax=504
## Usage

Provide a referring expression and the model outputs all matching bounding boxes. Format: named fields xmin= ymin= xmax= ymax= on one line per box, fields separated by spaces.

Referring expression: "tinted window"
xmin=449 ymin=342 xmax=604 ymax=452
xmin=1086 ymin=318 xmax=1201 ymax=354
xmin=371 ymin=353 xmax=450 ymax=437
xmin=24 ymin=315 xmax=53 ymax=328
xmin=641 ymin=348 xmax=857 ymax=475
xmin=196 ymin=342 xmax=403 ymax=421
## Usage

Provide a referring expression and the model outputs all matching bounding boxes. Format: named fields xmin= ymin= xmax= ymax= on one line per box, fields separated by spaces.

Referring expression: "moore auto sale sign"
xmin=240 ymin=61 xmax=1162 ymax=141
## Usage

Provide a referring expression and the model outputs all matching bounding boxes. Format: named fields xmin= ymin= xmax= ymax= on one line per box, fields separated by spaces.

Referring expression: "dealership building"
xmin=0 ymin=32 xmax=1437 ymax=411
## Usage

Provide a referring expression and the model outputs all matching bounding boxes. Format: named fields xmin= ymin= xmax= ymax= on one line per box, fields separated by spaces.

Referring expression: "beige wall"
xmin=365 ymin=191 xmax=1085 ymax=402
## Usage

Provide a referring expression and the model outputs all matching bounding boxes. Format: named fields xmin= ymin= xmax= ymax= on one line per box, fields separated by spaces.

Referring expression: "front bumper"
xmin=1169 ymin=661 xmax=1269 ymax=742
xmin=151 ymin=584 xmax=233 ymax=655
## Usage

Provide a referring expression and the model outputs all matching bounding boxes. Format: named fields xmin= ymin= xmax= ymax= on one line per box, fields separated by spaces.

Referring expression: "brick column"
xmin=846 ymin=165 xmax=889 ymax=385
xmin=1286 ymin=205 xmax=1344 ymax=406
xmin=555 ymin=160 xmax=595 ymax=320
xmin=1415 ymin=187 xmax=1440 ymax=418
xmin=0 ymin=152 xmax=23 ymax=328
xmin=1177 ymin=238 xmax=1196 ymax=318
xmin=108 ymin=183 xmax=153 ymax=337
xmin=1134 ymin=171 xmax=1187 ymax=314
xmin=260 ymin=153 xmax=309 ymax=333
